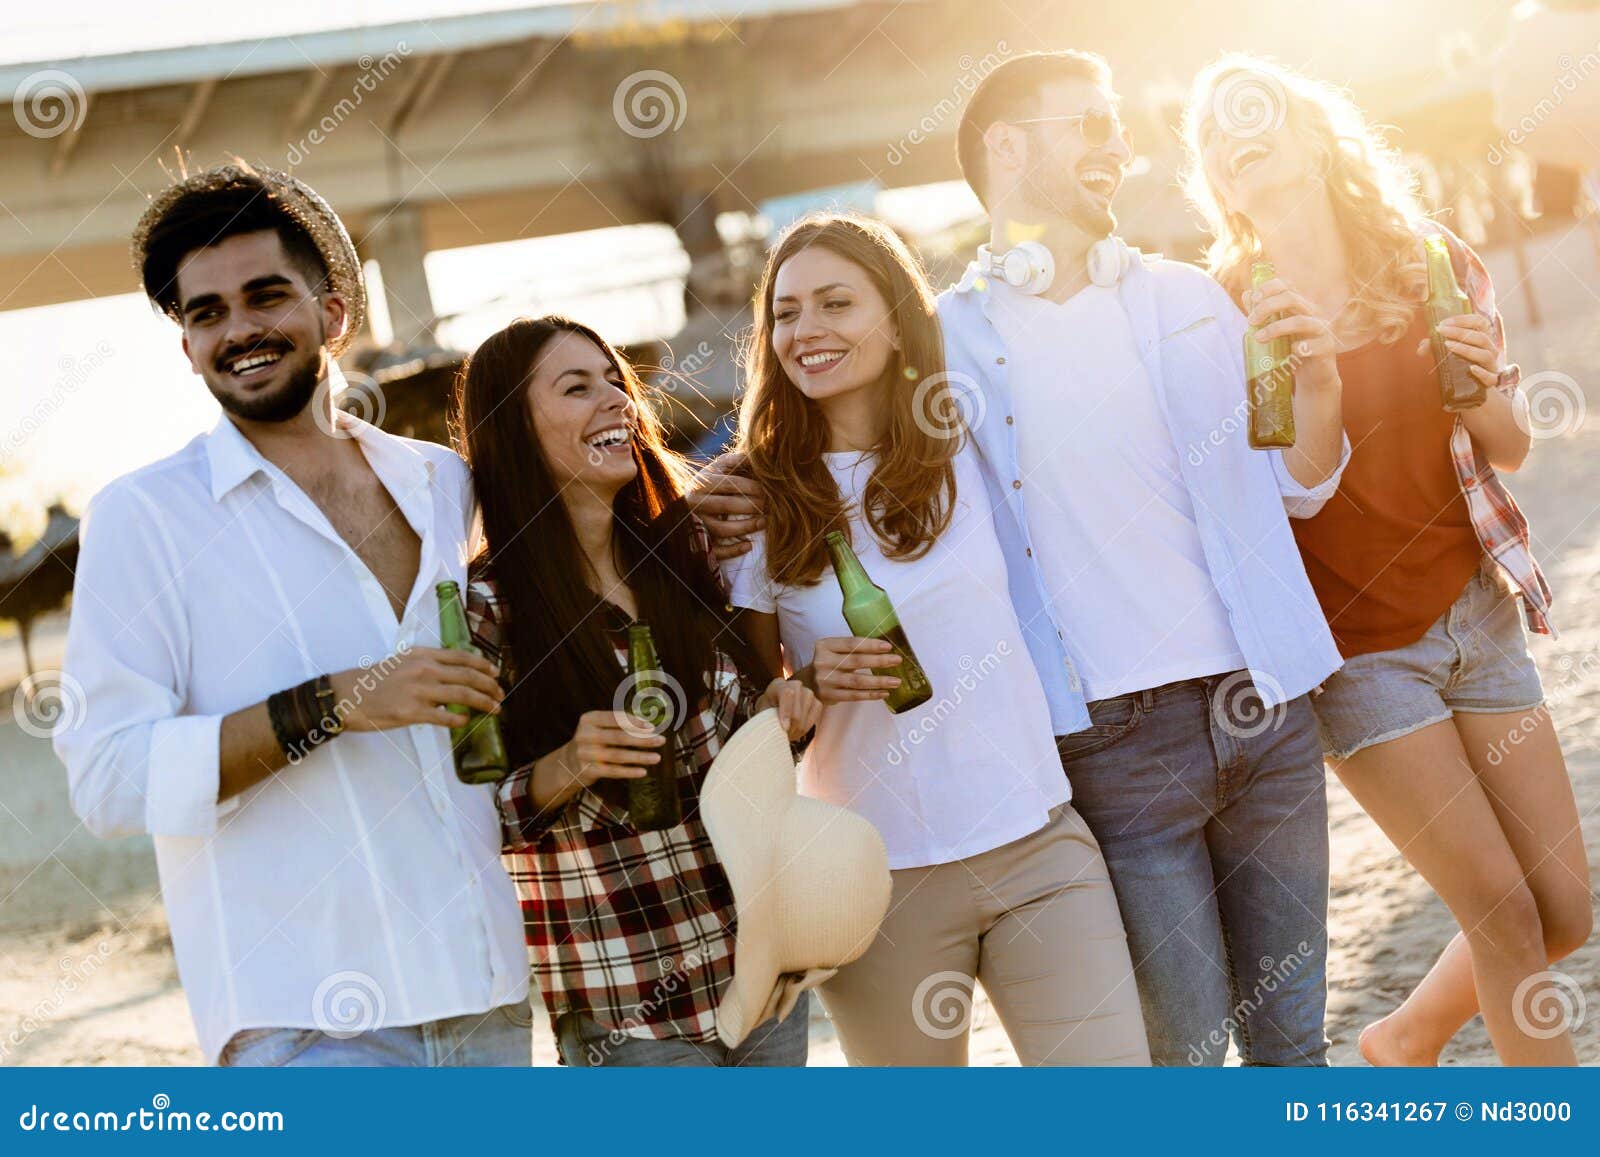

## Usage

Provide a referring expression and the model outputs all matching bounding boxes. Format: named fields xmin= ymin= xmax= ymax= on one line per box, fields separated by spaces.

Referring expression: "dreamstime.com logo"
xmin=910 ymin=369 xmax=984 ymax=441
xmin=283 ymin=645 xmax=411 ymax=766
xmin=2 ymin=340 xmax=114 ymax=466
xmin=2 ymin=938 xmax=122 ymax=1062
xmin=312 ymin=970 xmax=388 ymax=1039
xmin=886 ymin=42 xmax=1011 ymax=166
xmin=614 ymin=668 xmax=689 ymax=739
xmin=12 ymin=69 xmax=87 ymax=139
xmin=580 ymin=951 xmax=705 ymax=1065
xmin=285 ymin=44 xmax=411 ymax=165
xmin=1209 ymin=670 xmax=1287 ymax=740
xmin=12 ymin=669 xmax=87 ymax=739
xmin=1188 ymin=940 xmax=1314 ymax=1065
xmin=1511 ymin=970 xmax=1586 ymax=1040
xmin=911 ymin=970 xmax=992 ymax=1040
xmin=17 ymin=1094 xmax=284 ymax=1134
xmin=886 ymin=641 xmax=1012 ymax=767
xmin=613 ymin=70 xmax=687 ymax=139
xmin=313 ymin=368 xmax=388 ymax=439
xmin=1488 ymin=40 xmax=1600 ymax=166
xmin=1515 ymin=370 xmax=1587 ymax=441
xmin=1211 ymin=67 xmax=1287 ymax=141
xmin=659 ymin=340 xmax=716 ymax=380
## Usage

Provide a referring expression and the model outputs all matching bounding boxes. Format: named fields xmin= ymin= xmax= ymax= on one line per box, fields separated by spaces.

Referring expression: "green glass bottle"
xmin=824 ymin=531 xmax=933 ymax=715
xmin=435 ymin=580 xmax=510 ymax=784
xmin=1424 ymin=234 xmax=1487 ymax=412
xmin=1244 ymin=261 xmax=1296 ymax=449
xmin=623 ymin=622 xmax=683 ymax=831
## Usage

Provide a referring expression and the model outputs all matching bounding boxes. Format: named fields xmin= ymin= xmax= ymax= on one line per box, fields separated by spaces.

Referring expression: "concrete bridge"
xmin=0 ymin=0 xmax=1525 ymax=347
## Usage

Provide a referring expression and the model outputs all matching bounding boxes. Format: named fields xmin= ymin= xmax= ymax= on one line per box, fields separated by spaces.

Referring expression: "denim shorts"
xmin=1312 ymin=561 xmax=1545 ymax=761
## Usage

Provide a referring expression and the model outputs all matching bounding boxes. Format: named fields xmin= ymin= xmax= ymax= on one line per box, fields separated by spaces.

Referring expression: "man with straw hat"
xmin=55 ymin=161 xmax=532 ymax=1066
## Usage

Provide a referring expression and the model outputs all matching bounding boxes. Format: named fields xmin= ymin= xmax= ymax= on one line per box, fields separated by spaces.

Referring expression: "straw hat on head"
xmin=700 ymin=708 xmax=892 ymax=1048
xmin=131 ymin=160 xmax=366 ymax=355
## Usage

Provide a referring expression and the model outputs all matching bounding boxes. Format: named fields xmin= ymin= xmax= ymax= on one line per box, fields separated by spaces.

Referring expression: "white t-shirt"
xmin=988 ymin=281 xmax=1245 ymax=701
xmin=724 ymin=445 xmax=1068 ymax=870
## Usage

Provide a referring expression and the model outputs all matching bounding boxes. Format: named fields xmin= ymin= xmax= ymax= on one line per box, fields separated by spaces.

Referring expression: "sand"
xmin=2 ymin=231 xmax=1597 ymax=1067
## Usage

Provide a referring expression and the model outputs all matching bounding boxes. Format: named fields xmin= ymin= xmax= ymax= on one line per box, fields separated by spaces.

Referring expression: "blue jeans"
xmin=556 ymin=992 xmax=810 ymax=1067
xmin=1057 ymin=672 xmax=1330 ymax=1066
xmin=217 ymin=1002 xmax=533 ymax=1067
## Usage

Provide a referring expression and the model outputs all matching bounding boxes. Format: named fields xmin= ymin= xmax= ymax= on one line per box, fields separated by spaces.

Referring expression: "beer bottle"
xmin=1425 ymin=234 xmax=1487 ymax=412
xmin=824 ymin=531 xmax=933 ymax=715
xmin=623 ymin=623 xmax=683 ymax=831
xmin=1244 ymin=261 xmax=1296 ymax=449
xmin=435 ymin=580 xmax=510 ymax=784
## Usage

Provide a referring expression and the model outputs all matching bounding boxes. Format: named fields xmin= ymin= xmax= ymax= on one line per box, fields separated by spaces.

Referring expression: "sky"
xmin=0 ymin=1 xmax=560 ymax=65
xmin=0 ymin=2 xmax=980 ymax=543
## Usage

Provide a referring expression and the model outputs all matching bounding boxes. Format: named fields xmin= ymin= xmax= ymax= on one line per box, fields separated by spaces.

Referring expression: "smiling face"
xmin=524 ymin=329 xmax=638 ymax=496
xmin=1197 ymin=80 xmax=1319 ymax=219
xmin=769 ymin=245 xmax=899 ymax=407
xmin=998 ymin=77 xmax=1132 ymax=238
xmin=177 ymin=229 xmax=343 ymax=424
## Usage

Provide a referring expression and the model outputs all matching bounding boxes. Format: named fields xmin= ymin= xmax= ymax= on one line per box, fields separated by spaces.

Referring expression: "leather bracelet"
xmin=268 ymin=676 xmax=342 ymax=763
xmin=308 ymin=673 xmax=344 ymax=736
xmin=267 ymin=686 xmax=308 ymax=762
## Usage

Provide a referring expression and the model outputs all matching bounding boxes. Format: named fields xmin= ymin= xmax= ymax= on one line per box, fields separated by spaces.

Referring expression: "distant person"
xmin=716 ymin=213 xmax=1149 ymax=1066
xmin=54 ymin=163 xmax=532 ymax=1067
xmin=453 ymin=314 xmax=820 ymax=1067
xmin=1185 ymin=55 xmax=1591 ymax=1066
xmin=693 ymin=50 xmax=1348 ymax=1067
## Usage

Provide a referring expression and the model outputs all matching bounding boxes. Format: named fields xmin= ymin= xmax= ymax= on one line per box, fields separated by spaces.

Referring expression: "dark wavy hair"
xmin=452 ymin=315 xmax=766 ymax=766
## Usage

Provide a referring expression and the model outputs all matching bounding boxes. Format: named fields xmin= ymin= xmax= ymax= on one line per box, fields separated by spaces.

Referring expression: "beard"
xmin=205 ymin=325 xmax=327 ymax=424
xmin=1022 ymin=164 xmax=1117 ymax=239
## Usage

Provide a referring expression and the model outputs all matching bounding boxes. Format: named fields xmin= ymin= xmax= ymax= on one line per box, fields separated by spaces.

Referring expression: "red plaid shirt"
xmin=467 ymin=577 xmax=760 ymax=1053
xmin=1430 ymin=222 xmax=1555 ymax=636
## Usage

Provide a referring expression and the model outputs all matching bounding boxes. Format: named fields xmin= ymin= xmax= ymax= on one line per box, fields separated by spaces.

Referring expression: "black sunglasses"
xmin=1009 ymin=107 xmax=1122 ymax=149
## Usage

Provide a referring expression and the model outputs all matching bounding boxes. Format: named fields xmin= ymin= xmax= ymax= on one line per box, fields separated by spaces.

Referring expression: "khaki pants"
xmin=819 ymin=804 xmax=1150 ymax=1066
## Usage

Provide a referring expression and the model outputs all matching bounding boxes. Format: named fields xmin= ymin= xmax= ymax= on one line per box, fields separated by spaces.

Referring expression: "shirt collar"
xmin=953 ymin=257 xmax=991 ymax=296
xmin=204 ymin=361 xmax=434 ymax=502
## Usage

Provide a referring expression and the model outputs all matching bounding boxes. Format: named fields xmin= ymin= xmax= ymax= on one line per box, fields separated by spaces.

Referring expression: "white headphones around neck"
xmin=978 ymin=236 xmax=1143 ymax=295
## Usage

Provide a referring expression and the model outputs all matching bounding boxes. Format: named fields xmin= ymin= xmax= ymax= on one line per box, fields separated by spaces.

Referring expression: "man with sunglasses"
xmin=936 ymin=50 xmax=1349 ymax=1066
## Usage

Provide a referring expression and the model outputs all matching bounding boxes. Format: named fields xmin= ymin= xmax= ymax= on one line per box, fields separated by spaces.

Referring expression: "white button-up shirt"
xmin=938 ymin=255 xmax=1349 ymax=734
xmin=54 ymin=392 xmax=527 ymax=1064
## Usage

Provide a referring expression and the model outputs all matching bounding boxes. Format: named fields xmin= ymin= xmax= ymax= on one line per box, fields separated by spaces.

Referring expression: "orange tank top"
xmin=1291 ymin=308 xmax=1483 ymax=658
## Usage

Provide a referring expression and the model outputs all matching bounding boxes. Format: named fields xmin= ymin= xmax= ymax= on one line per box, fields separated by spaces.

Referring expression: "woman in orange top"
xmin=1183 ymin=55 xmax=1590 ymax=1065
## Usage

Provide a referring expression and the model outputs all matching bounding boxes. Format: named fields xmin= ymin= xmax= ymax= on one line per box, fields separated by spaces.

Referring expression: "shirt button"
xmin=996 ymin=356 xmax=1006 ymax=365
xmin=1012 ymin=479 xmax=1022 ymax=490
xmin=1005 ymin=415 xmax=1014 ymax=425
xmin=1026 ymin=548 xmax=1033 ymax=557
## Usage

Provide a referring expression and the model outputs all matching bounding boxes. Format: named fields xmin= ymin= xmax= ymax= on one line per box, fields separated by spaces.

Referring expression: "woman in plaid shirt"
xmin=452 ymin=315 xmax=820 ymax=1066
xmin=1185 ymin=56 xmax=1591 ymax=1065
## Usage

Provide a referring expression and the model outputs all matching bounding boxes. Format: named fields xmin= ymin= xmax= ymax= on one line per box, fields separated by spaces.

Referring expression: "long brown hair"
xmin=739 ymin=213 xmax=957 ymax=586
xmin=1181 ymin=54 xmax=1428 ymax=344
xmin=453 ymin=315 xmax=761 ymax=764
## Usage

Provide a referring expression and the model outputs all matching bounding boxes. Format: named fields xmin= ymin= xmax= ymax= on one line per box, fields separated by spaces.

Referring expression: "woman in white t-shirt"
xmin=721 ymin=212 xmax=1149 ymax=1065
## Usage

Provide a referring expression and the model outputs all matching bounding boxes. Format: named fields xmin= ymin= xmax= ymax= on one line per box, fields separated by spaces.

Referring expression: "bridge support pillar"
xmin=363 ymin=204 xmax=437 ymax=350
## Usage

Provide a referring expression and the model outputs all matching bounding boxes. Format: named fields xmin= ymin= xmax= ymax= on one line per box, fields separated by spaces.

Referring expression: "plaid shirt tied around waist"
xmin=1431 ymin=222 xmax=1555 ymax=637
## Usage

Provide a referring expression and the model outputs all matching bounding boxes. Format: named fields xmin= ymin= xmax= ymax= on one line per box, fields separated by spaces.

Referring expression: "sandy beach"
xmin=3 ymin=232 xmax=1597 ymax=1068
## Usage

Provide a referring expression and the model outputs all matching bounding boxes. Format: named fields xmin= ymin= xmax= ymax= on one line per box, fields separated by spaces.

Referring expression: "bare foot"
xmin=1358 ymin=1012 xmax=1441 ymax=1067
